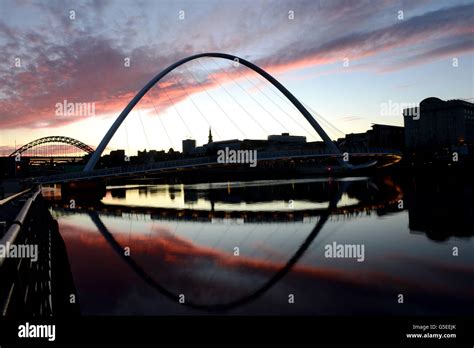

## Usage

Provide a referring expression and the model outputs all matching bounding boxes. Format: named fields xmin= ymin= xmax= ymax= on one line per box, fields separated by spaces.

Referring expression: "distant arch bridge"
xmin=9 ymin=136 xmax=94 ymax=157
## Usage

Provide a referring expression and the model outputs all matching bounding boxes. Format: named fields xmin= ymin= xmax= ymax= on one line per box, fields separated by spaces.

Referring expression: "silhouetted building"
xmin=136 ymin=149 xmax=166 ymax=163
xmin=205 ymin=139 xmax=241 ymax=152
xmin=268 ymin=132 xmax=306 ymax=143
xmin=338 ymin=132 xmax=369 ymax=150
xmin=404 ymin=97 xmax=474 ymax=150
xmin=338 ymin=124 xmax=404 ymax=151
xmin=182 ymin=139 xmax=196 ymax=154
xmin=367 ymin=124 xmax=404 ymax=149
xmin=110 ymin=149 xmax=125 ymax=161
xmin=102 ymin=149 xmax=126 ymax=166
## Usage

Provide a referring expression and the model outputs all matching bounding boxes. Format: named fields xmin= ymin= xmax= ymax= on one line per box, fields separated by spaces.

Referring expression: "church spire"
xmin=208 ymin=127 xmax=213 ymax=144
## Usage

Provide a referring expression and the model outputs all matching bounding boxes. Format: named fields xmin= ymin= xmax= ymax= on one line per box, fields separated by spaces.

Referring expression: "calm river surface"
xmin=45 ymin=174 xmax=474 ymax=315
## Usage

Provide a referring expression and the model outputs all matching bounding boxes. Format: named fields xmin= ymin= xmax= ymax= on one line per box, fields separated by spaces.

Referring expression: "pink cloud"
xmin=0 ymin=1 xmax=472 ymax=136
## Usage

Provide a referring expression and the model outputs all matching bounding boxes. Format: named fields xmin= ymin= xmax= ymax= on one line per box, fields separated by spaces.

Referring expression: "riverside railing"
xmin=0 ymin=187 xmax=54 ymax=316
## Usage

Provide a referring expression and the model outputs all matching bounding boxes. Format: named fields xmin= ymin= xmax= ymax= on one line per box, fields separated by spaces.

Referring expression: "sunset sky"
xmin=0 ymin=0 xmax=473 ymax=155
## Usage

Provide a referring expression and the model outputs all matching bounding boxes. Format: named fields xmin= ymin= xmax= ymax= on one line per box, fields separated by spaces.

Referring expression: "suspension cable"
xmin=183 ymin=64 xmax=246 ymax=138
xmin=196 ymin=60 xmax=269 ymax=136
xmin=143 ymin=91 xmax=174 ymax=150
xmin=209 ymin=58 xmax=288 ymax=132
xmin=172 ymin=74 xmax=223 ymax=140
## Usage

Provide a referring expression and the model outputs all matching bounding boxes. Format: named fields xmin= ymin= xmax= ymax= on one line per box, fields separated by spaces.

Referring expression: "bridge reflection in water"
xmin=45 ymin=176 xmax=474 ymax=315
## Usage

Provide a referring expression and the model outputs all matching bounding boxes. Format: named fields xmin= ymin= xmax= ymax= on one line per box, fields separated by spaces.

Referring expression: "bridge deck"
xmin=30 ymin=149 xmax=400 ymax=184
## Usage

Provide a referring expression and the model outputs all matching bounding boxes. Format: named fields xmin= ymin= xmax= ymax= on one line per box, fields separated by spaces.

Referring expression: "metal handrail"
xmin=0 ymin=188 xmax=32 ymax=206
xmin=0 ymin=186 xmax=54 ymax=316
xmin=0 ymin=187 xmax=40 ymax=268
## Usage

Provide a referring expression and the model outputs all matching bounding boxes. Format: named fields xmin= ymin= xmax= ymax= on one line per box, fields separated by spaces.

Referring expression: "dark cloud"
xmin=0 ymin=0 xmax=472 ymax=130
xmin=256 ymin=3 xmax=474 ymax=73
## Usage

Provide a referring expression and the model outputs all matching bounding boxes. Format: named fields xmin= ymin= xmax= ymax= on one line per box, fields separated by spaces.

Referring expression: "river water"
xmin=45 ymin=174 xmax=474 ymax=315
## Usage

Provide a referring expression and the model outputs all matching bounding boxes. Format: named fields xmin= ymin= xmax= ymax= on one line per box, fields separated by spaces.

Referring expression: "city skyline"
xmin=1 ymin=0 xmax=473 ymax=155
